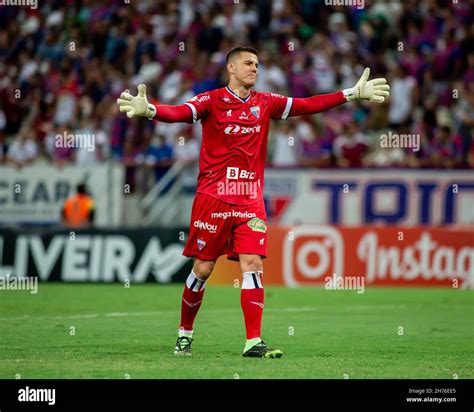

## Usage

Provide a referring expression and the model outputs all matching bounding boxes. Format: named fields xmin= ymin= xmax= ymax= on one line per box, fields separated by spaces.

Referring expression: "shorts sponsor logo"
xmin=197 ymin=238 xmax=206 ymax=250
xmin=210 ymin=210 xmax=257 ymax=219
xmin=247 ymin=218 xmax=267 ymax=233
xmin=193 ymin=220 xmax=217 ymax=233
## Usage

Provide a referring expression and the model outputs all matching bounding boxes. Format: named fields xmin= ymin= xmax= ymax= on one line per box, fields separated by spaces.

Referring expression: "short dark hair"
xmin=225 ymin=46 xmax=258 ymax=64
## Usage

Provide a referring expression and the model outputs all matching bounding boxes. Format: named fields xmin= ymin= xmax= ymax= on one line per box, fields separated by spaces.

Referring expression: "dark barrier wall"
xmin=0 ymin=228 xmax=192 ymax=283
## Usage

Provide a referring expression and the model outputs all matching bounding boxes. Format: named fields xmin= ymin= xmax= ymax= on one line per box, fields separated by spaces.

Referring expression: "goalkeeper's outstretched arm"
xmin=288 ymin=67 xmax=390 ymax=117
xmin=117 ymin=68 xmax=389 ymax=121
xmin=116 ymin=84 xmax=193 ymax=123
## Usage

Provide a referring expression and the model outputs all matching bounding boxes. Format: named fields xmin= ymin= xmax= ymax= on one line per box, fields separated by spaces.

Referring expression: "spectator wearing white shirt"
xmin=18 ymin=51 xmax=38 ymax=84
xmin=173 ymin=133 xmax=200 ymax=192
xmin=271 ymin=121 xmax=298 ymax=167
xmin=388 ymin=65 xmax=418 ymax=130
xmin=132 ymin=52 xmax=163 ymax=86
xmin=75 ymin=117 xmax=108 ymax=166
xmin=265 ymin=57 xmax=288 ymax=93
xmin=159 ymin=60 xmax=183 ymax=103
xmin=6 ymin=128 xmax=39 ymax=168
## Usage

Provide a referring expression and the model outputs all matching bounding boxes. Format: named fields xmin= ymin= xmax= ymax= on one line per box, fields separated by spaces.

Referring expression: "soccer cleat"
xmin=174 ymin=336 xmax=193 ymax=355
xmin=242 ymin=340 xmax=283 ymax=358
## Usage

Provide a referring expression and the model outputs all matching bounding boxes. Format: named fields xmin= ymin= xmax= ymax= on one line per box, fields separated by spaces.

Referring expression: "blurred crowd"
xmin=0 ymin=0 xmax=472 ymax=192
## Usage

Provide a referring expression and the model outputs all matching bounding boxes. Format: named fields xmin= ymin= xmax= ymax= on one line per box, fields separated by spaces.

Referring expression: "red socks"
xmin=240 ymin=271 xmax=264 ymax=340
xmin=179 ymin=270 xmax=265 ymax=341
xmin=179 ymin=271 xmax=207 ymax=334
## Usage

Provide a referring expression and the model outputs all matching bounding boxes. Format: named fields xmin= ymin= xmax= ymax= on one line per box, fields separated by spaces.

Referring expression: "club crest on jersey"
xmin=250 ymin=106 xmax=260 ymax=119
xmin=197 ymin=238 xmax=206 ymax=250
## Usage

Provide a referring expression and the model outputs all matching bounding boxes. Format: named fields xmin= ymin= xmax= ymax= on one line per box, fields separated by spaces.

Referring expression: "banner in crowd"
xmin=212 ymin=226 xmax=474 ymax=288
xmin=0 ymin=228 xmax=191 ymax=283
xmin=0 ymin=164 xmax=124 ymax=226
xmin=264 ymin=169 xmax=474 ymax=226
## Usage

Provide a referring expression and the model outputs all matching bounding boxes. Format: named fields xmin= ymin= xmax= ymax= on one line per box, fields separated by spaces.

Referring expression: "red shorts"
xmin=183 ymin=192 xmax=268 ymax=262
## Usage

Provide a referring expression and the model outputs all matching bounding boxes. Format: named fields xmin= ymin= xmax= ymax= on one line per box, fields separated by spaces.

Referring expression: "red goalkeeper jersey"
xmin=184 ymin=87 xmax=293 ymax=205
xmin=152 ymin=86 xmax=346 ymax=205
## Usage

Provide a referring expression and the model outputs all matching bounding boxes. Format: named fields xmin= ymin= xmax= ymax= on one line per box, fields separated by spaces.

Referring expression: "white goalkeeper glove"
xmin=116 ymin=84 xmax=157 ymax=119
xmin=343 ymin=67 xmax=390 ymax=103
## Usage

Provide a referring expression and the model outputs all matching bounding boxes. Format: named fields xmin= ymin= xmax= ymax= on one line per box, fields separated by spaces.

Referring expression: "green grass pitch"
xmin=0 ymin=284 xmax=472 ymax=379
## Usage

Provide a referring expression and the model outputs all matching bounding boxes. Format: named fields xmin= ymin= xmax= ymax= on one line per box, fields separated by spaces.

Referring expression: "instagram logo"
xmin=283 ymin=226 xmax=344 ymax=287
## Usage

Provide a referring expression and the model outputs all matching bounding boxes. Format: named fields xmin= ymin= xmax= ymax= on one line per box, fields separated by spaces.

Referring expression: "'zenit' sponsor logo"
xmin=193 ymin=220 xmax=217 ymax=233
xmin=224 ymin=125 xmax=261 ymax=135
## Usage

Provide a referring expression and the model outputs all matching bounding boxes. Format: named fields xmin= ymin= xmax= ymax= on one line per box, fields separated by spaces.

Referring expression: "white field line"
xmin=0 ymin=304 xmax=416 ymax=322
xmin=0 ymin=306 xmax=320 ymax=321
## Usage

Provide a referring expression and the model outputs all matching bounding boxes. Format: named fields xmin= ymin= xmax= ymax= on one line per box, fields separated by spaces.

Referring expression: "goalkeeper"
xmin=117 ymin=47 xmax=389 ymax=358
